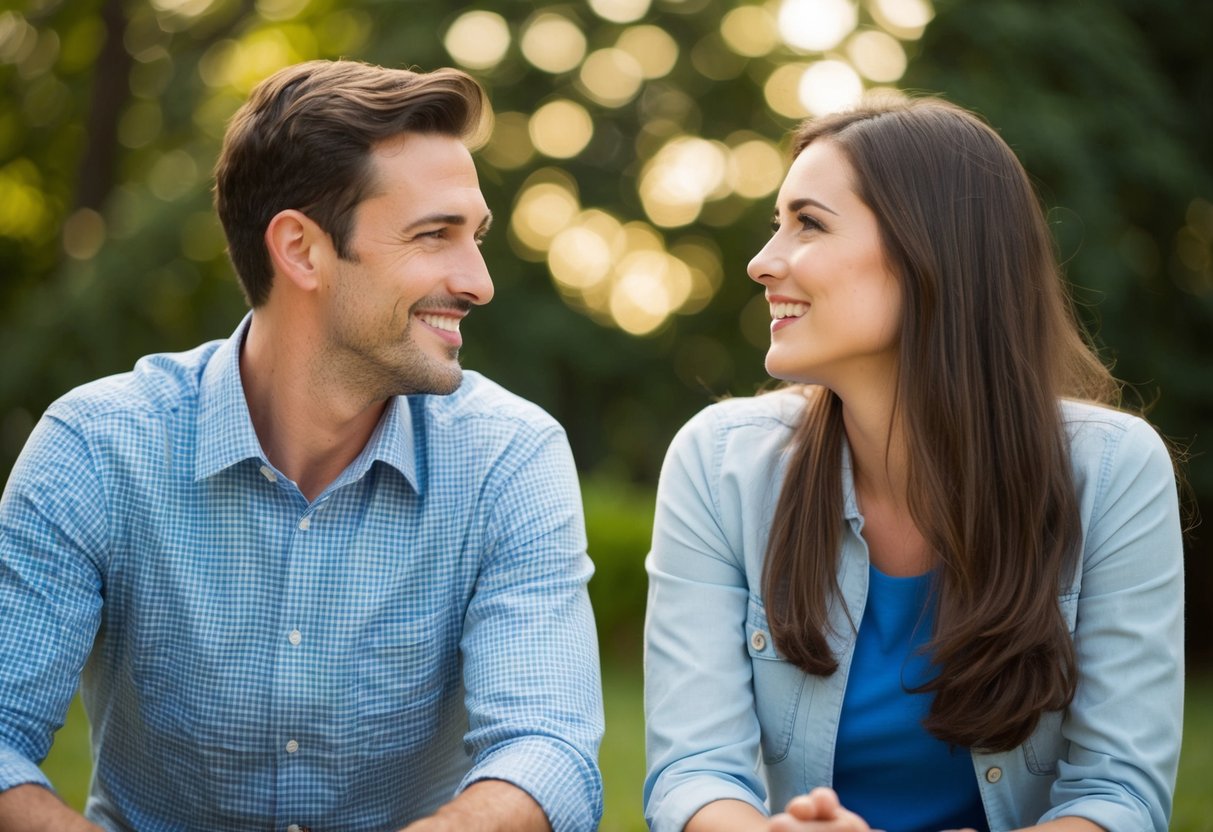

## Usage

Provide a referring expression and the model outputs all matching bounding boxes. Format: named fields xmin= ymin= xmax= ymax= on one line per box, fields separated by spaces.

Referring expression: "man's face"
xmin=322 ymin=132 xmax=494 ymax=398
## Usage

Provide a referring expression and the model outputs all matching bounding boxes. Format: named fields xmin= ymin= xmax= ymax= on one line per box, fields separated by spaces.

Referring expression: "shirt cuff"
xmin=1039 ymin=796 xmax=1159 ymax=832
xmin=461 ymin=736 xmax=602 ymax=832
xmin=647 ymin=776 xmax=768 ymax=832
xmin=0 ymin=741 xmax=52 ymax=794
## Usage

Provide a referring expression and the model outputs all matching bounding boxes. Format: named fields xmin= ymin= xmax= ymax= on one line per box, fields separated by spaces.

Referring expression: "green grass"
xmin=40 ymin=667 xmax=1213 ymax=831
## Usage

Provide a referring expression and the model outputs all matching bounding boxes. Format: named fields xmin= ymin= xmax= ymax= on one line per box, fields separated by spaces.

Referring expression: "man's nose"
xmin=452 ymin=244 xmax=494 ymax=305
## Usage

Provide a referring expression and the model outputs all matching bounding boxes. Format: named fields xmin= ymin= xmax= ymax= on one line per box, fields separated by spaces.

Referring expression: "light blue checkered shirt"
xmin=0 ymin=315 xmax=604 ymax=831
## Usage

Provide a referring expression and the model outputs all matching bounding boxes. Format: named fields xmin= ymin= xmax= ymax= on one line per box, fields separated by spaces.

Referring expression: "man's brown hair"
xmin=213 ymin=60 xmax=487 ymax=306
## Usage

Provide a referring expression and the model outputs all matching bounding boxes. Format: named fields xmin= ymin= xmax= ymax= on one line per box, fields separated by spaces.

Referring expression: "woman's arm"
xmin=643 ymin=409 xmax=772 ymax=832
xmin=1039 ymin=414 xmax=1184 ymax=830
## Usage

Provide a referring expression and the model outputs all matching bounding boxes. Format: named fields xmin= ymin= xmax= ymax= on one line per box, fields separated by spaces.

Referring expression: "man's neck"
xmin=240 ymin=311 xmax=386 ymax=502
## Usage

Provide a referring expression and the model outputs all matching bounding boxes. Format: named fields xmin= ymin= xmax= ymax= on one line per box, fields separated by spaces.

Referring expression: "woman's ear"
xmin=264 ymin=209 xmax=332 ymax=293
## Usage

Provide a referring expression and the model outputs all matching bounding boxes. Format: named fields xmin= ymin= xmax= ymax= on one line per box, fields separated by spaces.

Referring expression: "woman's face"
xmin=748 ymin=139 xmax=902 ymax=392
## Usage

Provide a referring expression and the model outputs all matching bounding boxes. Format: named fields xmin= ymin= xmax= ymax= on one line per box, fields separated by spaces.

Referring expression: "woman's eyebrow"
xmin=785 ymin=196 xmax=838 ymax=216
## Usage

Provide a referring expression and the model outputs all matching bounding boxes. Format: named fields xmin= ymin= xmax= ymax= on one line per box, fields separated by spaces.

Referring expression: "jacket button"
xmin=985 ymin=766 xmax=1002 ymax=783
xmin=750 ymin=630 xmax=768 ymax=652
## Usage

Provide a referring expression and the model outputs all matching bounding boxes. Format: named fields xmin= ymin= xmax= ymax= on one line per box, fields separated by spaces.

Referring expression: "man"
xmin=0 ymin=60 xmax=603 ymax=831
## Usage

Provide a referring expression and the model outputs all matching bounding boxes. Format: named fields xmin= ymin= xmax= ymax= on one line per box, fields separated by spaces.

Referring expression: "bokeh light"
xmin=720 ymin=5 xmax=779 ymax=57
xmin=148 ymin=149 xmax=199 ymax=201
xmin=520 ymin=13 xmax=586 ymax=74
xmin=639 ymin=136 xmax=730 ymax=228
xmin=727 ymin=137 xmax=785 ymax=200
xmin=62 ymin=209 xmax=106 ymax=261
xmin=799 ymin=60 xmax=864 ymax=115
xmin=256 ymin=0 xmax=310 ymax=22
xmin=588 ymin=0 xmax=652 ymax=24
xmin=150 ymin=0 xmax=217 ymax=19
xmin=778 ymin=0 xmax=859 ymax=52
xmin=578 ymin=48 xmax=645 ymax=107
xmin=549 ymin=222 xmax=616 ymax=290
xmin=509 ymin=169 xmax=581 ymax=256
xmin=763 ymin=62 xmax=811 ymax=118
xmin=869 ymin=0 xmax=934 ymax=39
xmin=0 ymin=12 xmax=38 ymax=66
xmin=616 ymin=25 xmax=679 ymax=79
xmin=529 ymin=99 xmax=594 ymax=159
xmin=845 ymin=29 xmax=907 ymax=82
xmin=0 ymin=159 xmax=49 ymax=241
xmin=444 ymin=10 xmax=510 ymax=71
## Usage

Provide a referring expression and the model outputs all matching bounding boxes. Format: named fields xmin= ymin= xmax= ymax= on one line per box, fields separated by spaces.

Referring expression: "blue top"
xmin=0 ymin=315 xmax=604 ymax=832
xmin=643 ymin=389 xmax=1184 ymax=832
xmin=832 ymin=566 xmax=987 ymax=832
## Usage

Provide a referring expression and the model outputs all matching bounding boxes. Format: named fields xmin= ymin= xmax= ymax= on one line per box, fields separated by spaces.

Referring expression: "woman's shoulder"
xmin=686 ymin=386 xmax=810 ymax=433
xmin=1060 ymin=399 xmax=1175 ymax=500
xmin=1060 ymin=400 xmax=1167 ymax=454
xmin=666 ymin=387 xmax=810 ymax=471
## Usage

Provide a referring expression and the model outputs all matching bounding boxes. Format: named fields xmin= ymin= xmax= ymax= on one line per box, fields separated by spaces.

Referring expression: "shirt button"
xmin=285 ymin=739 xmax=299 ymax=754
xmin=288 ymin=629 xmax=302 ymax=646
xmin=985 ymin=766 xmax=1002 ymax=783
xmin=259 ymin=465 xmax=277 ymax=483
xmin=750 ymin=630 xmax=768 ymax=652
xmin=298 ymin=516 xmax=310 ymax=531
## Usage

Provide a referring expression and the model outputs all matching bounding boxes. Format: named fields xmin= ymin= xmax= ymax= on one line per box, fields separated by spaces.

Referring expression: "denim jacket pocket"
xmin=746 ymin=596 xmax=808 ymax=764
xmin=1023 ymin=591 xmax=1079 ymax=776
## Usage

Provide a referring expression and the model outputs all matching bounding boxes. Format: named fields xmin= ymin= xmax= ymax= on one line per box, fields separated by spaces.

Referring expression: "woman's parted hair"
xmin=213 ymin=60 xmax=487 ymax=307
xmin=762 ymin=97 xmax=1118 ymax=751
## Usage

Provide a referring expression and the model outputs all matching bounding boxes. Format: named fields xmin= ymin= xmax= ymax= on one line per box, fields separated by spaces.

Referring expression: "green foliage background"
xmin=3 ymin=0 xmax=1212 ymax=827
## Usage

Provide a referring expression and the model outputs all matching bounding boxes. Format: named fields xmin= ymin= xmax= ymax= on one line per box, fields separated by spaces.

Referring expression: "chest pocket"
xmin=1022 ymin=590 xmax=1080 ymax=776
xmin=746 ymin=596 xmax=809 ymax=764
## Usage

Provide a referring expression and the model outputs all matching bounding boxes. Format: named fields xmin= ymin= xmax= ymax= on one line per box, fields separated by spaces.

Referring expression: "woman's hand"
xmin=769 ymin=788 xmax=873 ymax=831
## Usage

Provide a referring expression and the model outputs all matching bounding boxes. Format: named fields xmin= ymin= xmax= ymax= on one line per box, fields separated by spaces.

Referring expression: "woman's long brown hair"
xmin=761 ymin=98 xmax=1119 ymax=752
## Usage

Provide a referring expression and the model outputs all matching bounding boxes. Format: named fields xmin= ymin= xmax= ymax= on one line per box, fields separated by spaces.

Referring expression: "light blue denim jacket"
xmin=644 ymin=391 xmax=1183 ymax=832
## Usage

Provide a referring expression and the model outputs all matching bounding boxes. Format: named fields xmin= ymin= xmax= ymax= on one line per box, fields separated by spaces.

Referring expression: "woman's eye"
xmin=798 ymin=213 xmax=824 ymax=232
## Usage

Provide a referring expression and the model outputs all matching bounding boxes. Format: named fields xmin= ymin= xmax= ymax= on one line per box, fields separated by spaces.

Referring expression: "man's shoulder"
xmin=46 ymin=339 xmax=224 ymax=428
xmin=419 ymin=371 xmax=563 ymax=439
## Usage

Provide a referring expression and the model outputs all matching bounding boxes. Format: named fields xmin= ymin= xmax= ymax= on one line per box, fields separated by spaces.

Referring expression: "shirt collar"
xmin=193 ymin=312 xmax=420 ymax=492
xmin=194 ymin=313 xmax=263 ymax=482
xmin=839 ymin=438 xmax=862 ymax=522
xmin=344 ymin=393 xmax=418 ymax=492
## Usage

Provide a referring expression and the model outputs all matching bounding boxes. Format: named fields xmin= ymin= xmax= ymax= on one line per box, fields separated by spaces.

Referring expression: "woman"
xmin=643 ymin=98 xmax=1184 ymax=832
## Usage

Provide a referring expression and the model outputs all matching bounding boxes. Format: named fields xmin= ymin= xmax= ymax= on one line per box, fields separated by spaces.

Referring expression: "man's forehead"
xmin=364 ymin=133 xmax=488 ymax=213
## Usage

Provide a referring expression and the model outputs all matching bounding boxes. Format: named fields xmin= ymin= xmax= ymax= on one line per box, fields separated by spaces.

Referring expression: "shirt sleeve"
xmin=1040 ymin=416 xmax=1184 ymax=831
xmin=643 ymin=410 xmax=770 ymax=832
xmin=0 ymin=410 xmax=107 ymax=795
xmin=457 ymin=424 xmax=604 ymax=832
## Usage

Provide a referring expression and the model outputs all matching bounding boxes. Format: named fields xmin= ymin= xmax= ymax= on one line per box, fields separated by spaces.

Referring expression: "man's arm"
xmin=454 ymin=422 xmax=604 ymax=832
xmin=0 ymin=412 xmax=107 ymax=824
xmin=401 ymin=780 xmax=548 ymax=832
xmin=0 ymin=784 xmax=103 ymax=832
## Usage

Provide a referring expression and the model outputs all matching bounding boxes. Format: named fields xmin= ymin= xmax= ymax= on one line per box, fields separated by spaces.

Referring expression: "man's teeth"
xmin=418 ymin=313 xmax=460 ymax=332
xmin=771 ymin=302 xmax=809 ymax=319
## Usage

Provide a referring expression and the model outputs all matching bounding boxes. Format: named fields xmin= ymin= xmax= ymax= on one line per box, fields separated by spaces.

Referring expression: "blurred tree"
xmin=1 ymin=0 xmax=1210 ymax=654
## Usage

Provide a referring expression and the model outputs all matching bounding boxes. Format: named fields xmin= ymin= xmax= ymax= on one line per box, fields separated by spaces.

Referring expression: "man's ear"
xmin=265 ymin=209 xmax=332 ymax=293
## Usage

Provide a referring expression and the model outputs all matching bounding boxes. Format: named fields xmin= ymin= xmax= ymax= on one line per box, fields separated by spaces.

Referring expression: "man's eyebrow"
xmin=784 ymin=197 xmax=838 ymax=216
xmin=403 ymin=210 xmax=494 ymax=233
